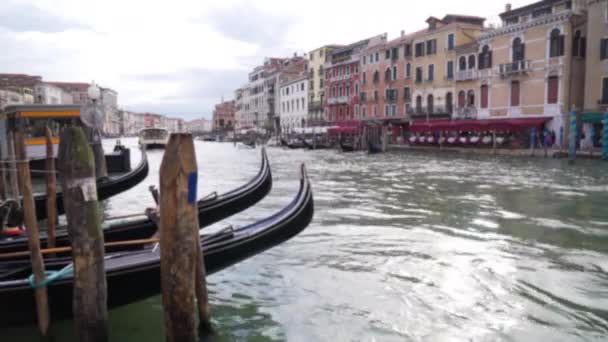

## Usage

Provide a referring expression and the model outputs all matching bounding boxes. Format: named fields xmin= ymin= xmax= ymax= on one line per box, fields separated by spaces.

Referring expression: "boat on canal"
xmin=340 ymin=140 xmax=355 ymax=152
xmin=0 ymin=164 xmax=312 ymax=325
xmin=138 ymin=128 xmax=169 ymax=149
xmin=0 ymin=148 xmax=272 ymax=256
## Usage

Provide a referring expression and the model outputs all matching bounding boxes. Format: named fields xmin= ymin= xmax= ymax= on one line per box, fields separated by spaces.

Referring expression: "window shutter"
xmin=478 ymin=53 xmax=484 ymax=69
xmin=481 ymin=85 xmax=488 ymax=108
xmin=547 ymin=77 xmax=558 ymax=104
xmin=511 ymin=82 xmax=520 ymax=107
xmin=488 ymin=51 xmax=493 ymax=68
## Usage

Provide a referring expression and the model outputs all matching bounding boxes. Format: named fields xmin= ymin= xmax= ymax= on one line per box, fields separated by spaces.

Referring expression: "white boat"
xmin=482 ymin=136 xmax=492 ymax=144
xmin=139 ymin=128 xmax=169 ymax=149
xmin=470 ymin=136 xmax=480 ymax=144
xmin=459 ymin=137 xmax=467 ymax=144
xmin=447 ymin=137 xmax=456 ymax=144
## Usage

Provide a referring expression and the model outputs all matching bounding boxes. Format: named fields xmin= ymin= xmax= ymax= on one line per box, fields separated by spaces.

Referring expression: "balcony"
xmin=409 ymin=107 xmax=452 ymax=120
xmin=455 ymin=70 xmax=478 ymax=81
xmin=453 ymin=106 xmax=477 ymax=119
xmin=328 ymin=96 xmax=349 ymax=105
xmin=331 ymin=74 xmax=350 ymax=82
xmin=499 ymin=60 xmax=531 ymax=77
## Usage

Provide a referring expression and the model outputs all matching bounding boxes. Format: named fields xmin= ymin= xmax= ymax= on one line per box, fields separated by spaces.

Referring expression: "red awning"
xmin=409 ymin=117 xmax=550 ymax=133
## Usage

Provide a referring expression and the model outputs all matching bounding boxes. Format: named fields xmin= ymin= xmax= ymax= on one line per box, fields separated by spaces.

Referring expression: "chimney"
xmin=400 ymin=30 xmax=405 ymax=37
xmin=505 ymin=3 xmax=512 ymax=12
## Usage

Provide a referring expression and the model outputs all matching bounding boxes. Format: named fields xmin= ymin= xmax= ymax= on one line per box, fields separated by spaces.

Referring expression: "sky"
xmin=0 ymin=0 xmax=532 ymax=120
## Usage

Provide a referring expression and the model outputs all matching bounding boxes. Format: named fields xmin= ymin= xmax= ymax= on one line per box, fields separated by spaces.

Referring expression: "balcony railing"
xmin=327 ymin=96 xmax=349 ymax=105
xmin=409 ymin=107 xmax=451 ymax=120
xmin=331 ymin=74 xmax=350 ymax=81
xmin=454 ymin=106 xmax=478 ymax=119
xmin=308 ymin=100 xmax=323 ymax=110
xmin=455 ymin=70 xmax=478 ymax=81
xmin=499 ymin=60 xmax=531 ymax=77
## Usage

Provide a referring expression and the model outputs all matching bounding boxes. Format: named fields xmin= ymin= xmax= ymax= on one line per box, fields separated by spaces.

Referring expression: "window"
xmin=339 ymin=87 xmax=343 ymax=96
xmin=447 ymin=61 xmax=454 ymax=79
xmin=404 ymin=44 xmax=412 ymax=57
xmin=549 ymin=29 xmax=565 ymax=57
xmin=458 ymin=91 xmax=465 ymax=107
xmin=391 ymin=47 xmax=398 ymax=60
xmin=547 ymin=76 xmax=559 ymax=104
xmin=601 ymin=39 xmax=608 ymax=60
xmin=532 ymin=7 xmax=551 ymax=18
xmin=354 ymin=105 xmax=359 ymax=118
xmin=406 ymin=63 xmax=411 ymax=78
xmin=427 ymin=94 xmax=434 ymax=113
xmin=355 ymin=64 xmax=359 ymax=73
xmin=602 ymin=77 xmax=608 ymax=104
xmin=403 ymin=87 xmax=411 ymax=102
xmin=301 ymin=83 xmax=305 ymax=91
xmin=459 ymin=56 xmax=467 ymax=71
xmin=385 ymin=68 xmax=391 ymax=81
xmin=428 ymin=64 xmax=434 ymax=81
xmin=392 ymin=66 xmax=397 ymax=80
xmin=481 ymin=85 xmax=489 ymax=109
xmin=572 ymin=30 xmax=586 ymax=58
xmin=374 ymin=90 xmax=378 ymax=101
xmin=446 ymin=92 xmax=453 ymax=114
xmin=346 ymin=66 xmax=350 ymax=75
xmin=355 ymin=83 xmax=359 ymax=94
xmin=415 ymin=42 xmax=425 ymax=57
xmin=373 ymin=105 xmax=378 ymax=116
xmin=447 ymin=34 xmax=455 ymax=50
xmin=385 ymin=49 xmax=391 ymax=59
xmin=346 ymin=85 xmax=350 ymax=97
xmin=479 ymin=45 xmax=492 ymax=69
xmin=415 ymin=67 xmax=423 ymax=82
xmin=426 ymin=39 xmax=437 ymax=55
xmin=373 ymin=71 xmax=380 ymax=83
xmin=375 ymin=52 xmax=379 ymax=62
xmin=384 ymin=105 xmax=389 ymax=116
xmin=468 ymin=55 xmax=476 ymax=69
xmin=362 ymin=72 xmax=367 ymax=84
xmin=363 ymin=56 xmax=367 ymax=65
xmin=369 ymin=54 xmax=373 ymax=63
xmin=416 ymin=96 xmax=422 ymax=112
xmin=511 ymin=81 xmax=520 ymax=107
xmin=467 ymin=90 xmax=475 ymax=106
xmin=362 ymin=106 xmax=367 ymax=118
xmin=512 ymin=38 xmax=525 ymax=61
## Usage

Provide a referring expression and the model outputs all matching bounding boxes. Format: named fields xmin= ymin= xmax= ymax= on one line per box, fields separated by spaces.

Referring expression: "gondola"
xmin=302 ymin=138 xmax=314 ymax=150
xmin=286 ymin=140 xmax=305 ymax=149
xmin=340 ymin=141 xmax=355 ymax=152
xmin=0 ymin=149 xmax=272 ymax=255
xmin=368 ymin=142 xmax=382 ymax=154
xmin=32 ymin=149 xmax=149 ymax=221
xmin=0 ymin=164 xmax=313 ymax=326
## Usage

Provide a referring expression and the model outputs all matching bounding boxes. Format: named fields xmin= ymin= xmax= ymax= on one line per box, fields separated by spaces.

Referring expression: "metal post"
xmin=603 ymin=114 xmax=608 ymax=160
xmin=569 ymin=110 xmax=577 ymax=164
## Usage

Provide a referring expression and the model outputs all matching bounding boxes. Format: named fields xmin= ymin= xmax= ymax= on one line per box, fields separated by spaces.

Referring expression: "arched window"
xmin=550 ymin=28 xmax=564 ymax=57
xmin=458 ymin=90 xmax=466 ymax=108
xmin=572 ymin=30 xmax=586 ymax=58
xmin=446 ymin=92 xmax=453 ymax=114
xmin=468 ymin=55 xmax=476 ymax=69
xmin=416 ymin=95 xmax=422 ymax=113
xmin=427 ymin=94 xmax=434 ymax=113
xmin=373 ymin=71 xmax=380 ymax=83
xmin=512 ymin=38 xmax=525 ymax=61
xmin=467 ymin=90 xmax=475 ymax=107
xmin=459 ymin=56 xmax=467 ymax=71
xmin=479 ymin=45 xmax=492 ymax=69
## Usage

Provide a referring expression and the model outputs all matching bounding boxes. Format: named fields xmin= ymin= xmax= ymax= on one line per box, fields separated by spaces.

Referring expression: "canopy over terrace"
xmin=409 ymin=117 xmax=550 ymax=133
xmin=327 ymin=121 xmax=365 ymax=135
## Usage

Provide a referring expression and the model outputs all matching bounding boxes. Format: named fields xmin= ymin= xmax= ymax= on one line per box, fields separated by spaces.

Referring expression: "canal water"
xmin=3 ymin=138 xmax=608 ymax=341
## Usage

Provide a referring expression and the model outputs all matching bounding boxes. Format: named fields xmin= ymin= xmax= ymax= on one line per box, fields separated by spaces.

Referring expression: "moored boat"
xmin=340 ymin=141 xmax=355 ymax=152
xmin=1 ymin=149 xmax=272 ymax=255
xmin=138 ymin=128 xmax=169 ymax=149
xmin=0 ymin=164 xmax=313 ymax=326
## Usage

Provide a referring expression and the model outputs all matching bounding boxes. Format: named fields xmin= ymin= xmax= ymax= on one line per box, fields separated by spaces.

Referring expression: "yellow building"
xmin=409 ymin=15 xmax=486 ymax=121
xmin=582 ymin=0 xmax=608 ymax=148
xmin=477 ymin=0 xmax=587 ymax=137
xmin=307 ymin=45 xmax=340 ymax=125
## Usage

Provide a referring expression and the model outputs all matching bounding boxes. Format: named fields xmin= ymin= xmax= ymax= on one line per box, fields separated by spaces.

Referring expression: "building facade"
xmin=34 ymin=83 xmax=73 ymax=105
xmin=212 ymin=100 xmax=236 ymax=131
xmin=185 ymin=118 xmax=212 ymax=133
xmin=279 ymin=74 xmax=308 ymax=133
xmin=307 ymin=45 xmax=340 ymax=125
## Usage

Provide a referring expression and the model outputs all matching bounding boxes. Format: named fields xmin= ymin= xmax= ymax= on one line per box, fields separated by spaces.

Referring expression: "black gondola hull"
xmin=0 ymin=165 xmax=313 ymax=326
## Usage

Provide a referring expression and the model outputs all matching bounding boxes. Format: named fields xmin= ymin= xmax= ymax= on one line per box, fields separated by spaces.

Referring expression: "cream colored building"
xmin=410 ymin=15 xmax=485 ymax=121
xmin=307 ymin=45 xmax=339 ymax=125
xmin=476 ymin=0 xmax=587 ymax=136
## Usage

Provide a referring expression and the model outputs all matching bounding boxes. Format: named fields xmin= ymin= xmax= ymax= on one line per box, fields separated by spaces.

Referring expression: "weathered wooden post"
xmin=603 ymin=114 xmax=608 ymax=161
xmin=569 ymin=109 xmax=577 ymax=164
xmin=15 ymin=132 xmax=50 ymax=336
xmin=7 ymin=132 xmax=20 ymax=199
xmin=492 ymin=130 xmax=497 ymax=155
xmin=58 ymin=127 xmax=108 ymax=342
xmin=159 ymin=133 xmax=211 ymax=342
xmin=45 ymin=128 xmax=57 ymax=249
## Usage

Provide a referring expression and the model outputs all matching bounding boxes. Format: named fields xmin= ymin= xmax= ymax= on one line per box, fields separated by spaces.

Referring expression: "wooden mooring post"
xmin=159 ymin=133 xmax=211 ymax=342
xmin=15 ymin=132 xmax=50 ymax=337
xmin=45 ymin=128 xmax=57 ymax=249
xmin=58 ymin=127 xmax=108 ymax=342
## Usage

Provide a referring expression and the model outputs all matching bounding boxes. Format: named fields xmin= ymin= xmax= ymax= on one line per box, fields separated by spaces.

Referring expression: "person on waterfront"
xmin=550 ymin=130 xmax=557 ymax=148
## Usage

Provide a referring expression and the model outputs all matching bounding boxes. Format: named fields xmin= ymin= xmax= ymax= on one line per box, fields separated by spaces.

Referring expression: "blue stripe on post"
xmin=187 ymin=172 xmax=197 ymax=204
xmin=603 ymin=114 xmax=608 ymax=160
xmin=569 ymin=110 xmax=577 ymax=162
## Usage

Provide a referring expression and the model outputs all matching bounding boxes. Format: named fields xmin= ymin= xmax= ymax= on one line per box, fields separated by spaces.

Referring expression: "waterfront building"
xmin=307 ymin=45 xmax=340 ymax=126
xmin=279 ymin=72 xmax=308 ymax=133
xmin=454 ymin=41 xmax=483 ymax=120
xmin=474 ymin=0 xmax=587 ymax=135
xmin=185 ymin=118 xmax=212 ymax=134
xmin=33 ymin=82 xmax=73 ymax=105
xmin=324 ymin=34 xmax=387 ymax=124
xmin=234 ymin=87 xmax=248 ymax=130
xmin=0 ymin=89 xmax=34 ymax=109
xmin=0 ymin=73 xmax=39 ymax=107
xmin=119 ymin=110 xmax=146 ymax=135
xmin=409 ymin=15 xmax=485 ymax=123
xmin=212 ymin=99 xmax=236 ymax=131
xmin=582 ymin=0 xmax=607 ymax=147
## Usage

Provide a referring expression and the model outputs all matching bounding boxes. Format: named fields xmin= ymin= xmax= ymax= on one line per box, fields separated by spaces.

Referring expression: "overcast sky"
xmin=0 ymin=0 xmax=531 ymax=120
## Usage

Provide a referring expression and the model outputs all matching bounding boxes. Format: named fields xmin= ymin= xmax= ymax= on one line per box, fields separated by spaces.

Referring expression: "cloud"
xmin=0 ymin=1 xmax=89 ymax=33
xmin=205 ymin=3 xmax=297 ymax=47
